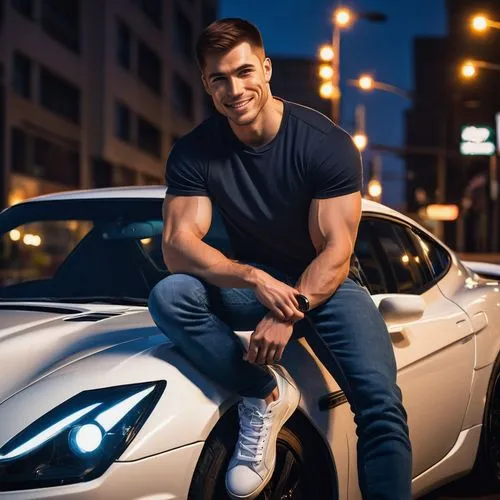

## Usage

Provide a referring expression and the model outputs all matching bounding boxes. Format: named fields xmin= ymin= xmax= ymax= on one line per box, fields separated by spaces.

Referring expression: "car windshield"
xmin=0 ymin=197 xmax=231 ymax=305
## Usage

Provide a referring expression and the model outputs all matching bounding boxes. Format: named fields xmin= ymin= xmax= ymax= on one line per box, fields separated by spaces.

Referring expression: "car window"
xmin=0 ymin=199 xmax=169 ymax=302
xmin=411 ymin=231 xmax=451 ymax=280
xmin=354 ymin=220 xmax=389 ymax=294
xmin=1 ymin=220 xmax=93 ymax=288
xmin=358 ymin=218 xmax=429 ymax=294
xmin=373 ymin=219 xmax=428 ymax=294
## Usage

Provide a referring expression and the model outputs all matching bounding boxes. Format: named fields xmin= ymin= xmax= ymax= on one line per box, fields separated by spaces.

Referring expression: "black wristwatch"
xmin=296 ymin=294 xmax=310 ymax=313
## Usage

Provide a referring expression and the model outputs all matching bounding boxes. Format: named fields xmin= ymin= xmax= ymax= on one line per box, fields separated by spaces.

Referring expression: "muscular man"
xmin=149 ymin=18 xmax=411 ymax=500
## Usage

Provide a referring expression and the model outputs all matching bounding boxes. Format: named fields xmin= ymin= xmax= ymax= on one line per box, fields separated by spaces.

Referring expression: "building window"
xmin=137 ymin=117 xmax=161 ymax=158
xmin=12 ymin=0 xmax=34 ymax=19
xmin=11 ymin=128 xmax=27 ymax=173
xmin=172 ymin=73 xmax=193 ymax=120
xmin=92 ymin=158 xmax=112 ymax=188
xmin=113 ymin=165 xmax=136 ymax=186
xmin=34 ymin=136 xmax=80 ymax=186
xmin=139 ymin=0 xmax=162 ymax=29
xmin=40 ymin=67 xmax=80 ymax=123
xmin=116 ymin=20 xmax=131 ymax=70
xmin=173 ymin=4 xmax=193 ymax=61
xmin=137 ymin=40 xmax=161 ymax=95
xmin=12 ymin=52 xmax=32 ymax=99
xmin=11 ymin=127 xmax=79 ymax=186
xmin=115 ymin=101 xmax=131 ymax=142
xmin=40 ymin=0 xmax=80 ymax=53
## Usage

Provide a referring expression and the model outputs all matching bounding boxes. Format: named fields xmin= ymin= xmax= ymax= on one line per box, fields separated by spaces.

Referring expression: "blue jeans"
xmin=148 ymin=265 xmax=412 ymax=499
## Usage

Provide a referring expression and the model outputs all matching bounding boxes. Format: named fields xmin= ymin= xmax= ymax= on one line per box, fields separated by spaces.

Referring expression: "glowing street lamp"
xmin=470 ymin=13 xmax=500 ymax=33
xmin=317 ymin=7 xmax=386 ymax=124
xmin=358 ymin=75 xmax=374 ymax=90
xmin=461 ymin=60 xmax=477 ymax=78
xmin=471 ymin=15 xmax=488 ymax=32
xmin=367 ymin=179 xmax=382 ymax=199
xmin=318 ymin=64 xmax=334 ymax=80
xmin=460 ymin=59 xmax=500 ymax=80
xmin=319 ymin=82 xmax=334 ymax=99
xmin=335 ymin=7 xmax=352 ymax=28
xmin=348 ymin=74 xmax=413 ymax=99
xmin=353 ymin=133 xmax=368 ymax=152
xmin=318 ymin=45 xmax=334 ymax=62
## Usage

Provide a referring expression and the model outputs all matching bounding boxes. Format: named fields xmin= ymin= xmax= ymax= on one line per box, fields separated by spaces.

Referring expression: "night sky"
xmin=219 ymin=0 xmax=448 ymax=208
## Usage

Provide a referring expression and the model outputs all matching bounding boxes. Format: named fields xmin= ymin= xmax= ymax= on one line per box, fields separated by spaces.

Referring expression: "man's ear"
xmin=201 ymin=74 xmax=212 ymax=95
xmin=263 ymin=57 xmax=272 ymax=83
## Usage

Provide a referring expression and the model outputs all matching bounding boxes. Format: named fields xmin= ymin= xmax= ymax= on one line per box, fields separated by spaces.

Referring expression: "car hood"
xmin=0 ymin=302 xmax=160 ymax=406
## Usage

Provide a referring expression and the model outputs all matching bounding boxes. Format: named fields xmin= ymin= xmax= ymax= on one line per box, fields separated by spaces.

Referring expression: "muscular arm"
xmin=162 ymin=194 xmax=258 ymax=288
xmin=294 ymin=192 xmax=362 ymax=310
xmin=163 ymin=194 xmax=304 ymax=321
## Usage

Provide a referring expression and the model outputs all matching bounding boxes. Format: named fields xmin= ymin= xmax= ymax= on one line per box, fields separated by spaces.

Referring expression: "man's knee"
xmin=352 ymin=376 xmax=408 ymax=429
xmin=148 ymin=273 xmax=208 ymax=320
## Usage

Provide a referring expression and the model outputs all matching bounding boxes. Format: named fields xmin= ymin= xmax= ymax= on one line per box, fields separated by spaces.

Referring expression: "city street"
xmin=1 ymin=0 xmax=500 ymax=498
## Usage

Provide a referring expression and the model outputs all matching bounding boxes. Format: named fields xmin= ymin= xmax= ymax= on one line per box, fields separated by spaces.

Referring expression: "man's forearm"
xmin=163 ymin=230 xmax=261 ymax=288
xmin=294 ymin=246 xmax=351 ymax=310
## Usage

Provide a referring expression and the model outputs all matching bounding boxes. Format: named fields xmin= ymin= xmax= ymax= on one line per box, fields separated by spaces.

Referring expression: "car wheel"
xmin=188 ymin=407 xmax=335 ymax=500
xmin=474 ymin=362 xmax=500 ymax=487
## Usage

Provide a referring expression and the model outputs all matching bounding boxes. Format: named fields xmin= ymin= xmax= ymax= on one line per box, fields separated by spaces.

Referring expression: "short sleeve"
xmin=164 ymin=138 xmax=208 ymax=197
xmin=309 ymin=128 xmax=363 ymax=199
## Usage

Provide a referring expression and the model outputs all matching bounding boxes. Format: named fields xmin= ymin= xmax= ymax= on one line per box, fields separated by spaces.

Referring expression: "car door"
xmin=355 ymin=216 xmax=475 ymax=477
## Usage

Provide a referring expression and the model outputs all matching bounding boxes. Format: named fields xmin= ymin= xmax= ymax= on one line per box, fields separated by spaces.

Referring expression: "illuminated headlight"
xmin=0 ymin=381 xmax=165 ymax=491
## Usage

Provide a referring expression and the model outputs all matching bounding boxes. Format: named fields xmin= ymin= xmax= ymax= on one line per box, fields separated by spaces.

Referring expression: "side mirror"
xmin=378 ymin=294 xmax=425 ymax=323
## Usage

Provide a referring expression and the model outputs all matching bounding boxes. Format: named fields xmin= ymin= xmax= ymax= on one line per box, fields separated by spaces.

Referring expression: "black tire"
xmin=188 ymin=406 xmax=336 ymax=500
xmin=473 ymin=361 xmax=500 ymax=488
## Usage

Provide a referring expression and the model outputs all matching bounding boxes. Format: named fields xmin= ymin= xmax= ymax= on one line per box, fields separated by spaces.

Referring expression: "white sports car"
xmin=0 ymin=186 xmax=499 ymax=500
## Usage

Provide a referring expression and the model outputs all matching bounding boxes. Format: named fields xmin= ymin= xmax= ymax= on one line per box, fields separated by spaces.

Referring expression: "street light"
xmin=319 ymin=81 xmax=334 ymax=99
xmin=358 ymin=75 xmax=373 ymax=90
xmin=367 ymin=179 xmax=382 ymax=199
xmin=318 ymin=45 xmax=334 ymax=62
xmin=335 ymin=8 xmax=352 ymax=28
xmin=318 ymin=64 xmax=334 ymax=80
xmin=348 ymin=74 xmax=413 ymax=99
xmin=353 ymin=133 xmax=368 ymax=151
xmin=460 ymin=59 xmax=500 ymax=79
xmin=470 ymin=13 xmax=500 ymax=33
xmin=461 ymin=61 xmax=476 ymax=78
xmin=317 ymin=7 xmax=386 ymax=124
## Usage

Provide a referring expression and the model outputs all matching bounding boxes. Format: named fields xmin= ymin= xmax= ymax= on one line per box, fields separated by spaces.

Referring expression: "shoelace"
xmin=236 ymin=402 xmax=272 ymax=463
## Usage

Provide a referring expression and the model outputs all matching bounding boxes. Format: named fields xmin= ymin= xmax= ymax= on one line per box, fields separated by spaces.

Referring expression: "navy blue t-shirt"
xmin=165 ymin=99 xmax=363 ymax=278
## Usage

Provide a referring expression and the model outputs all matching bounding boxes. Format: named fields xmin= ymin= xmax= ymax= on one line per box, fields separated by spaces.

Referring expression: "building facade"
xmin=405 ymin=0 xmax=500 ymax=250
xmin=0 ymin=0 xmax=217 ymax=209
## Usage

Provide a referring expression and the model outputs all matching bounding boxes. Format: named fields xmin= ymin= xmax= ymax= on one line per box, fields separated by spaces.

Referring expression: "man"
xmin=148 ymin=18 xmax=412 ymax=500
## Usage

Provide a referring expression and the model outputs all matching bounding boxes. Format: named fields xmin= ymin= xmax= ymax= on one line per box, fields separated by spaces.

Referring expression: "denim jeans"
xmin=148 ymin=264 xmax=412 ymax=499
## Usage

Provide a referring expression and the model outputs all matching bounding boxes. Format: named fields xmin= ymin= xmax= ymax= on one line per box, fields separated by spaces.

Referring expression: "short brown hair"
xmin=196 ymin=18 xmax=264 ymax=70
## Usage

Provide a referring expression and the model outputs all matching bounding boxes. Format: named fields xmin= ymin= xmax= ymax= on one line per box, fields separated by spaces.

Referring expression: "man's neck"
xmin=229 ymin=97 xmax=284 ymax=148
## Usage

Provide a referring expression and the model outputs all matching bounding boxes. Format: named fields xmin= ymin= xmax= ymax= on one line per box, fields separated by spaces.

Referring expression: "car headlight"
xmin=0 ymin=381 xmax=165 ymax=491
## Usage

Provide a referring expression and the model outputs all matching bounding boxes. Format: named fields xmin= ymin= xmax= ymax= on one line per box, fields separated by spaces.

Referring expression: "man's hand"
xmin=253 ymin=270 xmax=304 ymax=323
xmin=245 ymin=314 xmax=294 ymax=365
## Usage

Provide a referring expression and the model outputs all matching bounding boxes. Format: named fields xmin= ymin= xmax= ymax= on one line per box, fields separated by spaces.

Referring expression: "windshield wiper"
xmin=0 ymin=296 xmax=147 ymax=306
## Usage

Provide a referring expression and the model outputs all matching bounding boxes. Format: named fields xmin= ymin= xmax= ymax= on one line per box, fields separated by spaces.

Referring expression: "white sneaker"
xmin=225 ymin=365 xmax=300 ymax=500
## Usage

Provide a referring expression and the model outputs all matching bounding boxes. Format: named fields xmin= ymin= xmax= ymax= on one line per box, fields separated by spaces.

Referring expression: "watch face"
xmin=297 ymin=294 xmax=309 ymax=312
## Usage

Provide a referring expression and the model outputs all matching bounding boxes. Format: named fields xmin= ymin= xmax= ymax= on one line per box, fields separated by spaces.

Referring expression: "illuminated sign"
xmin=460 ymin=125 xmax=495 ymax=156
xmin=424 ymin=204 xmax=459 ymax=221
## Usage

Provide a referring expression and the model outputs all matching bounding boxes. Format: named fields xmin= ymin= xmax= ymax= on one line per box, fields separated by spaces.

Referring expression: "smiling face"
xmin=202 ymin=42 xmax=272 ymax=127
